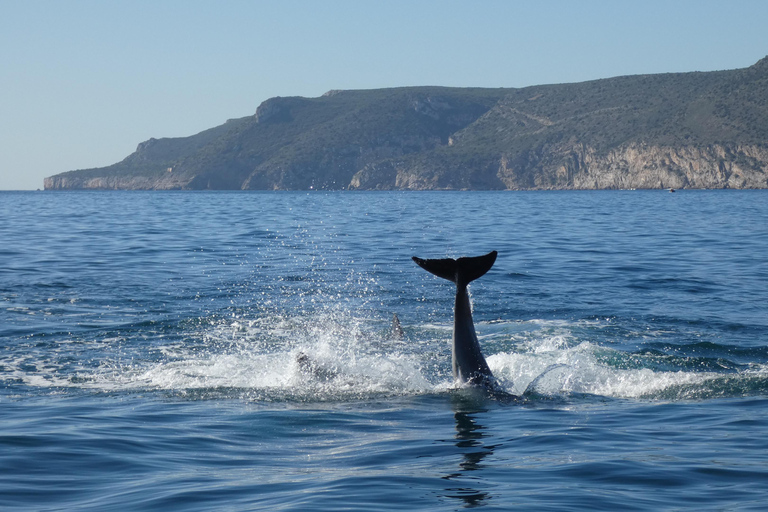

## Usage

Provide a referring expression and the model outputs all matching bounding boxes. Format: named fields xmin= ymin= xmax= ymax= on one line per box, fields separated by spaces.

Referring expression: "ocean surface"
xmin=1 ymin=190 xmax=767 ymax=511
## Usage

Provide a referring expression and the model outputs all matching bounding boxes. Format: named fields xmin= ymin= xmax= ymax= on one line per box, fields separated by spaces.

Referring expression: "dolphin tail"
xmin=412 ymin=251 xmax=497 ymax=287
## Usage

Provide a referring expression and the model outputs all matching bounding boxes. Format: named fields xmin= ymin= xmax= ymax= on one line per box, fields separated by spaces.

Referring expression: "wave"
xmin=488 ymin=341 xmax=767 ymax=400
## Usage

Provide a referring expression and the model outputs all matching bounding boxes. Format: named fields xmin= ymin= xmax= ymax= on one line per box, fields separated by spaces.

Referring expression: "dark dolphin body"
xmin=413 ymin=251 xmax=499 ymax=389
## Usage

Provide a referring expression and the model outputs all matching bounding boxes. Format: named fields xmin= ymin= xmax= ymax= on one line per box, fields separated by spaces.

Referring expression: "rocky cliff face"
xmin=346 ymin=144 xmax=768 ymax=190
xmin=47 ymin=141 xmax=768 ymax=191
xmin=498 ymin=143 xmax=768 ymax=190
xmin=571 ymin=144 xmax=768 ymax=190
xmin=43 ymin=173 xmax=189 ymax=190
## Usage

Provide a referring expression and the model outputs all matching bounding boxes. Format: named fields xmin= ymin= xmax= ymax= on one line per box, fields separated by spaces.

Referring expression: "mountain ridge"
xmin=45 ymin=58 xmax=768 ymax=190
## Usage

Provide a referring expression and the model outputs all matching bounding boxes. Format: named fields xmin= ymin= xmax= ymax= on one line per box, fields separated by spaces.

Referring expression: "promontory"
xmin=45 ymin=57 xmax=768 ymax=190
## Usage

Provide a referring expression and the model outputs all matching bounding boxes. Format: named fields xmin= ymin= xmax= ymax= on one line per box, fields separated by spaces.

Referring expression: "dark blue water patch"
xmin=625 ymin=275 xmax=726 ymax=295
xmin=656 ymin=374 xmax=768 ymax=400
xmin=603 ymin=347 xmax=742 ymax=373
xmin=0 ymin=393 xmax=766 ymax=510
xmin=643 ymin=340 xmax=768 ymax=361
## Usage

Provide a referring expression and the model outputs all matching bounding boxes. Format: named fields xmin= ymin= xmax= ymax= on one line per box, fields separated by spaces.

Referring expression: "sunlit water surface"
xmin=1 ymin=190 xmax=767 ymax=510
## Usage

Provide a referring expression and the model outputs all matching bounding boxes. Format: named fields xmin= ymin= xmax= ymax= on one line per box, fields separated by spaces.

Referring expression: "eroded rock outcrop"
xmin=347 ymin=143 xmax=768 ymax=190
xmin=510 ymin=143 xmax=768 ymax=190
xmin=43 ymin=173 xmax=189 ymax=190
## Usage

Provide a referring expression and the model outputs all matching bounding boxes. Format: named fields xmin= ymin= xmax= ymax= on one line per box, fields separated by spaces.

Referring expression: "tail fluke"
xmin=412 ymin=251 xmax=497 ymax=287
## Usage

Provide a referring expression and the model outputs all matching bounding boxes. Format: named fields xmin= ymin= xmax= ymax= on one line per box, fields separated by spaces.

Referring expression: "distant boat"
xmin=669 ymin=188 xmax=676 ymax=193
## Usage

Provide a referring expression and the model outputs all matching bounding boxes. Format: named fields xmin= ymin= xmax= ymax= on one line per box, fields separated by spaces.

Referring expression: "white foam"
xmin=488 ymin=339 xmax=719 ymax=398
xmin=61 ymin=310 xmax=440 ymax=399
xmin=6 ymin=312 xmax=755 ymax=402
xmin=112 ymin=345 xmax=435 ymax=399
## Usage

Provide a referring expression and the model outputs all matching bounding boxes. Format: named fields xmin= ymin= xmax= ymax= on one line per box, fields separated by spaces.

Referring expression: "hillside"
xmin=45 ymin=57 xmax=768 ymax=190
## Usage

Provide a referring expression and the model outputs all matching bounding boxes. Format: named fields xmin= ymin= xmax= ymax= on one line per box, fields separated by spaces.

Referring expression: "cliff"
xmin=45 ymin=57 xmax=768 ymax=190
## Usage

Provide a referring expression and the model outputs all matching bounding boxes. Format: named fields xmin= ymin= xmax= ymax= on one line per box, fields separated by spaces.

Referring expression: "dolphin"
xmin=412 ymin=251 xmax=498 ymax=388
xmin=391 ymin=313 xmax=405 ymax=340
xmin=295 ymin=314 xmax=406 ymax=381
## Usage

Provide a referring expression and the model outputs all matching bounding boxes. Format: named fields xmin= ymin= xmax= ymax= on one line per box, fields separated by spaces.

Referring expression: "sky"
xmin=1 ymin=0 xmax=767 ymax=190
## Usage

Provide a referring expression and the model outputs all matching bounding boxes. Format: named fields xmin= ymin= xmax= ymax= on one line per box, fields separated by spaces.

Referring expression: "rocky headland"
xmin=45 ymin=57 xmax=768 ymax=190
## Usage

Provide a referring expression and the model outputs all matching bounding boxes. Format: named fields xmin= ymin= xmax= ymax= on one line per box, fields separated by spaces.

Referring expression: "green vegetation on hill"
xmin=45 ymin=57 xmax=768 ymax=190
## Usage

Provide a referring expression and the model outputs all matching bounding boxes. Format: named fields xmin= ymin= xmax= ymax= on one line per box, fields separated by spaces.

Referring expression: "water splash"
xmin=5 ymin=310 xmax=766 ymax=402
xmin=486 ymin=319 xmax=768 ymax=400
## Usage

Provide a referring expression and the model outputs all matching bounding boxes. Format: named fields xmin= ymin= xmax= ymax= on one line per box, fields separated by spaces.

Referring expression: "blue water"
xmin=1 ymin=190 xmax=767 ymax=510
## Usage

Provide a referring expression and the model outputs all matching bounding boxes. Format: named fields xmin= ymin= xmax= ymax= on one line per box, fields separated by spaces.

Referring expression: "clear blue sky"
xmin=1 ymin=0 xmax=767 ymax=190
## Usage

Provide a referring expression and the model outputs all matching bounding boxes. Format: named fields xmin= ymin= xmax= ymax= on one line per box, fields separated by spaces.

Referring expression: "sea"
xmin=1 ymin=190 xmax=767 ymax=511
